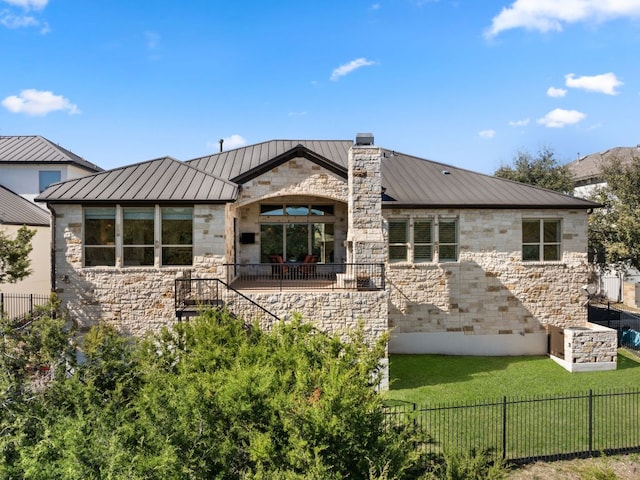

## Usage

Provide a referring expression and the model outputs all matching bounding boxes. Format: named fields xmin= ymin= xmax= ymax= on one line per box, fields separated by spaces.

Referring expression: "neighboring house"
xmin=36 ymin=134 xmax=615 ymax=374
xmin=567 ymin=145 xmax=640 ymax=303
xmin=0 ymin=135 xmax=103 ymax=296
xmin=0 ymin=135 xmax=103 ymax=205
xmin=0 ymin=185 xmax=50 ymax=295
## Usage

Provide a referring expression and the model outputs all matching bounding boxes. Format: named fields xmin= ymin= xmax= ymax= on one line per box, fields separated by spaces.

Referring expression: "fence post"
xmin=588 ymin=389 xmax=593 ymax=455
xmin=502 ymin=396 xmax=507 ymax=460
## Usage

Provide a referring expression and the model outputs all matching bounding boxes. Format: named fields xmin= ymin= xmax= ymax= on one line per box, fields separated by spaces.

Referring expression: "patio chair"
xmin=268 ymin=254 xmax=288 ymax=277
xmin=300 ymin=254 xmax=318 ymax=278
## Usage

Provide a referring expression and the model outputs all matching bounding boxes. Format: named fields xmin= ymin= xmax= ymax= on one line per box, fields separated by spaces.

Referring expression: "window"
xmin=260 ymin=222 xmax=334 ymax=263
xmin=123 ymin=207 xmax=155 ymax=266
xmin=414 ymin=220 xmax=433 ymax=262
xmin=83 ymin=205 xmax=193 ymax=267
xmin=388 ymin=220 xmax=408 ymax=262
xmin=39 ymin=170 xmax=61 ymax=192
xmin=522 ymin=219 xmax=561 ymax=261
xmin=84 ymin=207 xmax=116 ymax=266
xmin=162 ymin=207 xmax=193 ymax=265
xmin=438 ymin=219 xmax=458 ymax=262
xmin=260 ymin=204 xmax=334 ymax=216
xmin=388 ymin=217 xmax=456 ymax=263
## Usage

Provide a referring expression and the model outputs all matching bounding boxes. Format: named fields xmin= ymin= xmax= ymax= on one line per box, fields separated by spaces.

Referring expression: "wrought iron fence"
xmin=224 ymin=263 xmax=385 ymax=291
xmin=0 ymin=293 xmax=51 ymax=322
xmin=384 ymin=389 xmax=640 ymax=464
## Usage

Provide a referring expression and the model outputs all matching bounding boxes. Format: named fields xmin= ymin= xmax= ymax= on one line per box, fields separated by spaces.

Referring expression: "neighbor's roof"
xmin=0 ymin=185 xmax=50 ymax=226
xmin=0 ymin=135 xmax=102 ymax=173
xmin=36 ymin=156 xmax=238 ymax=204
xmin=36 ymin=138 xmax=597 ymax=209
xmin=566 ymin=146 xmax=640 ymax=185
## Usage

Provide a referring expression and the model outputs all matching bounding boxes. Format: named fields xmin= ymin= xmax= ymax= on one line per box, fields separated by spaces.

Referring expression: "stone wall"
xmin=387 ymin=208 xmax=591 ymax=343
xmin=52 ymin=203 xmax=226 ymax=335
xmin=559 ymin=324 xmax=617 ymax=372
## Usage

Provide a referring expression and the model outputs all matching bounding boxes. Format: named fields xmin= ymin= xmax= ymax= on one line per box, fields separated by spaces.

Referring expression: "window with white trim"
xmin=522 ymin=219 xmax=561 ymax=261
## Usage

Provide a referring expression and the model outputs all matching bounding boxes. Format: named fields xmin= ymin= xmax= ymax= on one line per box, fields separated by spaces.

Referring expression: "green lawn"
xmin=385 ymin=349 xmax=640 ymax=405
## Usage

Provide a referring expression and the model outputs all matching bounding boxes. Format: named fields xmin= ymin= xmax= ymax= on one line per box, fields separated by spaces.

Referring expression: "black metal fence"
xmin=0 ymin=293 xmax=51 ymax=322
xmin=384 ymin=389 xmax=640 ymax=465
xmin=224 ymin=263 xmax=385 ymax=291
xmin=589 ymin=304 xmax=640 ymax=352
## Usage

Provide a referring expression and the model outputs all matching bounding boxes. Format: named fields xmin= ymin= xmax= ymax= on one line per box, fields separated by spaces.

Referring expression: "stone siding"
xmin=387 ymin=208 xmax=591 ymax=337
xmin=564 ymin=324 xmax=617 ymax=365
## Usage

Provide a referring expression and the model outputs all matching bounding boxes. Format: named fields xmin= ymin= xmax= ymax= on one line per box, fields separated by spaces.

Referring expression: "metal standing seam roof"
xmin=381 ymin=150 xmax=599 ymax=208
xmin=187 ymin=139 xmax=352 ymax=180
xmin=0 ymin=185 xmax=50 ymax=226
xmin=36 ymin=138 xmax=598 ymax=209
xmin=566 ymin=146 xmax=640 ymax=184
xmin=36 ymin=156 xmax=238 ymax=203
xmin=0 ymin=135 xmax=103 ymax=173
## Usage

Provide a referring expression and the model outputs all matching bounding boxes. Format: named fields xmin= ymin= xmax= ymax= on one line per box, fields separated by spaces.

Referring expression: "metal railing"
xmin=0 ymin=293 xmax=51 ymax=323
xmin=224 ymin=263 xmax=385 ymax=291
xmin=589 ymin=303 xmax=640 ymax=351
xmin=384 ymin=388 xmax=640 ymax=465
xmin=174 ymin=277 xmax=280 ymax=324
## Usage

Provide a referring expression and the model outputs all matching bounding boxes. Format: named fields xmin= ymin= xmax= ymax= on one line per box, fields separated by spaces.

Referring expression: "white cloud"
xmin=208 ymin=134 xmax=247 ymax=152
xmin=2 ymin=0 xmax=48 ymax=10
xmin=0 ymin=11 xmax=37 ymax=27
xmin=145 ymin=31 xmax=160 ymax=50
xmin=479 ymin=129 xmax=496 ymax=139
xmin=485 ymin=0 xmax=640 ymax=38
xmin=288 ymin=111 xmax=307 ymax=117
xmin=537 ymin=108 xmax=586 ymax=128
xmin=330 ymin=58 xmax=377 ymax=81
xmin=1 ymin=89 xmax=80 ymax=116
xmin=508 ymin=118 xmax=530 ymax=127
xmin=547 ymin=86 xmax=567 ymax=98
xmin=565 ymin=72 xmax=623 ymax=95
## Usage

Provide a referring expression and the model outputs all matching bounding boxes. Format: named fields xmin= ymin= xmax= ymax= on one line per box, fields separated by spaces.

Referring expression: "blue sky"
xmin=1 ymin=0 xmax=639 ymax=174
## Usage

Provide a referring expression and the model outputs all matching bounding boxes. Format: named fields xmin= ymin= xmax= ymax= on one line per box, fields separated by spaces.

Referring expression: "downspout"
xmin=48 ymin=204 xmax=57 ymax=294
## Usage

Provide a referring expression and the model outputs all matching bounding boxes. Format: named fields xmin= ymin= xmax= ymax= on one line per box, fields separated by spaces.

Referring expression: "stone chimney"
xmin=347 ymin=135 xmax=384 ymax=265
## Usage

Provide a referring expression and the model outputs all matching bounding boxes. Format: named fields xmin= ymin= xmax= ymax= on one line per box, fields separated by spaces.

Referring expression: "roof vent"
xmin=355 ymin=133 xmax=374 ymax=146
xmin=442 ymin=170 xmax=450 ymax=175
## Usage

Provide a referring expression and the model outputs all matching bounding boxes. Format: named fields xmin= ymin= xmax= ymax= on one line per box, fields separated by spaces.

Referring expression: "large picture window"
xmin=84 ymin=207 xmax=116 ymax=267
xmin=83 ymin=205 xmax=193 ymax=267
xmin=522 ymin=219 xmax=561 ymax=261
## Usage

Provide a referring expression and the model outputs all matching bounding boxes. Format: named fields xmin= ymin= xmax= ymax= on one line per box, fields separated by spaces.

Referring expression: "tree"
xmin=0 ymin=225 xmax=36 ymax=284
xmin=588 ymin=155 xmax=640 ymax=272
xmin=494 ymin=148 xmax=575 ymax=194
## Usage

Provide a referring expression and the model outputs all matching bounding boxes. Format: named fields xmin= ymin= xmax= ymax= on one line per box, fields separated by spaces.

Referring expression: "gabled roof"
xmin=381 ymin=150 xmax=598 ymax=209
xmin=566 ymin=146 xmax=640 ymax=185
xmin=0 ymin=185 xmax=50 ymax=226
xmin=0 ymin=135 xmax=102 ymax=173
xmin=187 ymin=139 xmax=352 ymax=181
xmin=36 ymin=157 xmax=238 ymax=204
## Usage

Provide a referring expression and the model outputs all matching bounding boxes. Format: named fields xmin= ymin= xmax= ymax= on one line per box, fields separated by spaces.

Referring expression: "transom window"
xmin=260 ymin=204 xmax=334 ymax=216
xmin=388 ymin=217 xmax=456 ymax=263
xmin=83 ymin=205 xmax=193 ymax=267
xmin=522 ymin=219 xmax=561 ymax=262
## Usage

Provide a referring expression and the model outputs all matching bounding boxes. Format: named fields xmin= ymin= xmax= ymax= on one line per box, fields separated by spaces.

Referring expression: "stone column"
xmin=347 ymin=145 xmax=385 ymax=265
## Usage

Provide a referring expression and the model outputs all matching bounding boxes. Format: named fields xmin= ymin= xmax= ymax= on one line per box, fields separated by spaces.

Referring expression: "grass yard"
xmin=386 ymin=349 xmax=640 ymax=405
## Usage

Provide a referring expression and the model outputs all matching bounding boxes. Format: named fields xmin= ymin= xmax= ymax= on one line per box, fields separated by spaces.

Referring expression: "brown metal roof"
xmin=187 ymin=139 xmax=352 ymax=180
xmin=36 ymin=157 xmax=238 ymax=204
xmin=566 ymin=146 xmax=640 ymax=184
xmin=0 ymin=135 xmax=102 ymax=172
xmin=0 ymin=185 xmax=50 ymax=226
xmin=381 ymin=150 xmax=598 ymax=208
